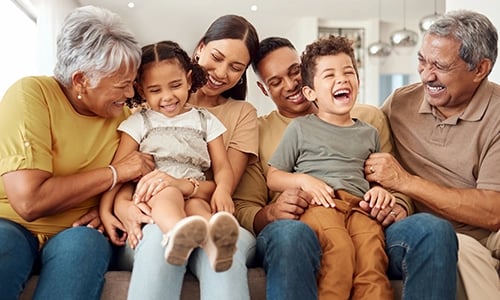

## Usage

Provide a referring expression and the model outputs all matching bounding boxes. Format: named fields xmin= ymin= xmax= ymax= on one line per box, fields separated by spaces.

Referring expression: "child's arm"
xmin=100 ymin=133 xmax=140 ymax=245
xmin=207 ymin=136 xmax=234 ymax=213
xmin=267 ymin=166 xmax=335 ymax=208
xmin=363 ymin=185 xmax=396 ymax=210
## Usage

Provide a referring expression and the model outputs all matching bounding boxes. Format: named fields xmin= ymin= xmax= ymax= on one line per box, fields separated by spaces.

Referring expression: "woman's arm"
xmin=100 ymin=133 xmax=141 ymax=215
xmin=3 ymin=147 xmax=153 ymax=222
xmin=226 ymin=147 xmax=250 ymax=193
xmin=208 ymin=136 xmax=234 ymax=212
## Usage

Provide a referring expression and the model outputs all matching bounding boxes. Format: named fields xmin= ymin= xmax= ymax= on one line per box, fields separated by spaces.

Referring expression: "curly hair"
xmin=300 ymin=35 xmax=359 ymax=89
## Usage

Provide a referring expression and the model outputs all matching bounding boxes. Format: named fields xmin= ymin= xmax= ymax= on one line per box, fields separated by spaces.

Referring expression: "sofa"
xmin=19 ymin=268 xmax=466 ymax=300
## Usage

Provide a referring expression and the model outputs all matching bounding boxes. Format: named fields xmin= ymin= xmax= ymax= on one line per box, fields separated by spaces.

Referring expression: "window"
xmin=0 ymin=0 xmax=38 ymax=100
xmin=379 ymin=74 xmax=410 ymax=105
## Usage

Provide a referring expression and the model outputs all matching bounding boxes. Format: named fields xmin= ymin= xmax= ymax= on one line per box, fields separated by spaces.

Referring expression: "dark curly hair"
xmin=126 ymin=40 xmax=208 ymax=108
xmin=300 ymin=35 xmax=359 ymax=89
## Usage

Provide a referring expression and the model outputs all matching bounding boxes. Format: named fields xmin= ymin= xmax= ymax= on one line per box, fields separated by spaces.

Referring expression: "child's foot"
xmin=204 ymin=211 xmax=239 ymax=272
xmin=162 ymin=216 xmax=208 ymax=266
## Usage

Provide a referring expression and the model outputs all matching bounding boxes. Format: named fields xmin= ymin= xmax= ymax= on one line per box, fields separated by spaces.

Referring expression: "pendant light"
xmin=390 ymin=0 xmax=418 ymax=48
xmin=367 ymin=0 xmax=392 ymax=57
xmin=419 ymin=0 xmax=442 ymax=32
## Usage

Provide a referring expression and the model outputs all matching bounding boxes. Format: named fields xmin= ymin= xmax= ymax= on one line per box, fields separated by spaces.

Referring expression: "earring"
xmin=77 ymin=94 xmax=82 ymax=100
xmin=194 ymin=55 xmax=199 ymax=62
xmin=238 ymin=78 xmax=243 ymax=85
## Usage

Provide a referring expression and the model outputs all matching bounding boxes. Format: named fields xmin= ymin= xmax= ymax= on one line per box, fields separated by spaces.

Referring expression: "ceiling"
xmin=78 ymin=0 xmax=445 ymax=51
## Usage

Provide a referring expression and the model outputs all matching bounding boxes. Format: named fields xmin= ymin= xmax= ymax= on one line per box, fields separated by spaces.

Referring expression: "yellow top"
xmin=0 ymin=76 xmax=129 ymax=243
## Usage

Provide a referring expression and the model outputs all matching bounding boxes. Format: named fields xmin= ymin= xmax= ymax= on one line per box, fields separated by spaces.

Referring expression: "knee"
xmin=386 ymin=213 xmax=458 ymax=254
xmin=259 ymin=220 xmax=320 ymax=259
xmin=54 ymin=227 xmax=111 ymax=261
xmin=0 ymin=219 xmax=37 ymax=256
xmin=415 ymin=213 xmax=457 ymax=248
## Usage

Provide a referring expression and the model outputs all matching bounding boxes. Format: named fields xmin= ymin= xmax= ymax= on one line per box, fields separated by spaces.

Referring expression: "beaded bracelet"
xmin=108 ymin=165 xmax=118 ymax=191
xmin=186 ymin=177 xmax=200 ymax=199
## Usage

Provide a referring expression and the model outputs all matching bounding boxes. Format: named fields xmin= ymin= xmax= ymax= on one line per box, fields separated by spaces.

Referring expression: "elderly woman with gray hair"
xmin=0 ymin=6 xmax=154 ymax=300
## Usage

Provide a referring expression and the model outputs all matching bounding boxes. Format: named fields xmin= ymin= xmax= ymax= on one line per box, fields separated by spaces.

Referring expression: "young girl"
xmin=100 ymin=40 xmax=239 ymax=272
xmin=115 ymin=15 xmax=260 ymax=300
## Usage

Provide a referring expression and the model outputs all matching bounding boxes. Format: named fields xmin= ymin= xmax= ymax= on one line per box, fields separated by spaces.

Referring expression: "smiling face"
xmin=78 ymin=63 xmax=136 ymax=118
xmin=196 ymin=39 xmax=250 ymax=97
xmin=138 ymin=59 xmax=191 ymax=118
xmin=302 ymin=53 xmax=359 ymax=125
xmin=417 ymin=34 xmax=485 ymax=118
xmin=256 ymin=46 xmax=315 ymax=118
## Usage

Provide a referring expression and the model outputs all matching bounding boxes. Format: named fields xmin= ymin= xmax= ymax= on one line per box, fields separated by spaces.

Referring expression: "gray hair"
xmin=426 ymin=10 xmax=498 ymax=75
xmin=53 ymin=5 xmax=141 ymax=88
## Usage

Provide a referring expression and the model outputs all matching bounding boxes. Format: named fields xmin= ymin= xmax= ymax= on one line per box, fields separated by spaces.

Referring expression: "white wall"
xmin=30 ymin=1 xmax=500 ymax=115
xmin=34 ymin=0 xmax=79 ymax=75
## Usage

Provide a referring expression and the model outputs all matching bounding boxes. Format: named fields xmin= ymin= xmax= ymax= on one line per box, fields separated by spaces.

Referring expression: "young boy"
xmin=266 ymin=35 xmax=394 ymax=299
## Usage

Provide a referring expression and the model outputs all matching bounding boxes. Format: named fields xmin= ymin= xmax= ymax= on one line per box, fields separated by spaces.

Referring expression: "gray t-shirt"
xmin=268 ymin=114 xmax=380 ymax=198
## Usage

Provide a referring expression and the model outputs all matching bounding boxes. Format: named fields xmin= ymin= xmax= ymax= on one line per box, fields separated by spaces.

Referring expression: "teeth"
xmin=334 ymin=89 xmax=349 ymax=96
xmin=288 ymin=92 xmax=301 ymax=100
xmin=428 ymin=86 xmax=443 ymax=92
xmin=209 ymin=76 xmax=223 ymax=86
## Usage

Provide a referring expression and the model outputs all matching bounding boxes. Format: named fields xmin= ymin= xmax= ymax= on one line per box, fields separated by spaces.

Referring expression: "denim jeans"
xmin=0 ymin=218 xmax=111 ymax=300
xmin=125 ymin=223 xmax=255 ymax=300
xmin=385 ymin=213 xmax=458 ymax=300
xmin=256 ymin=219 xmax=321 ymax=300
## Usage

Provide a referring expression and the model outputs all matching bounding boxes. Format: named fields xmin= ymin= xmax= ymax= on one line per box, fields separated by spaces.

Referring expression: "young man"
xmin=366 ymin=10 xmax=500 ymax=299
xmin=234 ymin=36 xmax=456 ymax=300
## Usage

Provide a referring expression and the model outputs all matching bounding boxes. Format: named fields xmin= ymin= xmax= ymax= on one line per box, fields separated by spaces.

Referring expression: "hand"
xmin=299 ymin=174 xmax=336 ymax=208
xmin=122 ymin=203 xmax=154 ymax=249
xmin=72 ymin=207 xmax=104 ymax=233
xmin=134 ymin=170 xmax=179 ymax=203
xmin=268 ymin=188 xmax=312 ymax=221
xmin=113 ymin=151 xmax=155 ymax=183
xmin=211 ymin=189 xmax=234 ymax=213
xmin=101 ymin=212 xmax=127 ymax=246
xmin=365 ymin=152 xmax=412 ymax=191
xmin=363 ymin=186 xmax=396 ymax=211
xmin=359 ymin=201 xmax=407 ymax=227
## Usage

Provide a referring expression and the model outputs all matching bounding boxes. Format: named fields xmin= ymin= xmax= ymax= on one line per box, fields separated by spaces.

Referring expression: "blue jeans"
xmin=385 ymin=213 xmax=458 ymax=300
xmin=256 ymin=220 xmax=321 ymax=300
xmin=125 ymin=223 xmax=255 ymax=300
xmin=0 ymin=218 xmax=111 ymax=300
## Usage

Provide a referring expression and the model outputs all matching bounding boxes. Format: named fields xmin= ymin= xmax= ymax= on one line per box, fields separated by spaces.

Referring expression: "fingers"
xmin=359 ymin=199 xmax=401 ymax=227
xmin=72 ymin=208 xmax=99 ymax=227
xmin=135 ymin=202 xmax=153 ymax=219
xmin=134 ymin=171 xmax=171 ymax=203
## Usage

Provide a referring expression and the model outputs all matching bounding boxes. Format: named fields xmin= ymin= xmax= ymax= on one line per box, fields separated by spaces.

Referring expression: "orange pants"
xmin=300 ymin=190 xmax=393 ymax=300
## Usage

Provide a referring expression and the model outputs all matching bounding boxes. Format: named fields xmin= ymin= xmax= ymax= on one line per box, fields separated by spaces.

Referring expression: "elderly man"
xmin=366 ymin=10 xmax=500 ymax=299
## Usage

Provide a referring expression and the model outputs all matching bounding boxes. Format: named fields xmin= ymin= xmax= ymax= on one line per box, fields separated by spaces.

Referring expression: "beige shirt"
xmin=204 ymin=99 xmax=258 ymax=164
xmin=383 ymin=80 xmax=500 ymax=241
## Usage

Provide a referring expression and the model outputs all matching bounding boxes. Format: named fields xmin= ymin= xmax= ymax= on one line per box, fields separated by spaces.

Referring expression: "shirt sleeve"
xmin=268 ymin=120 xmax=300 ymax=172
xmin=117 ymin=111 xmax=145 ymax=144
xmin=0 ymin=77 xmax=53 ymax=174
xmin=233 ymin=160 xmax=269 ymax=235
xmin=204 ymin=110 xmax=226 ymax=143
